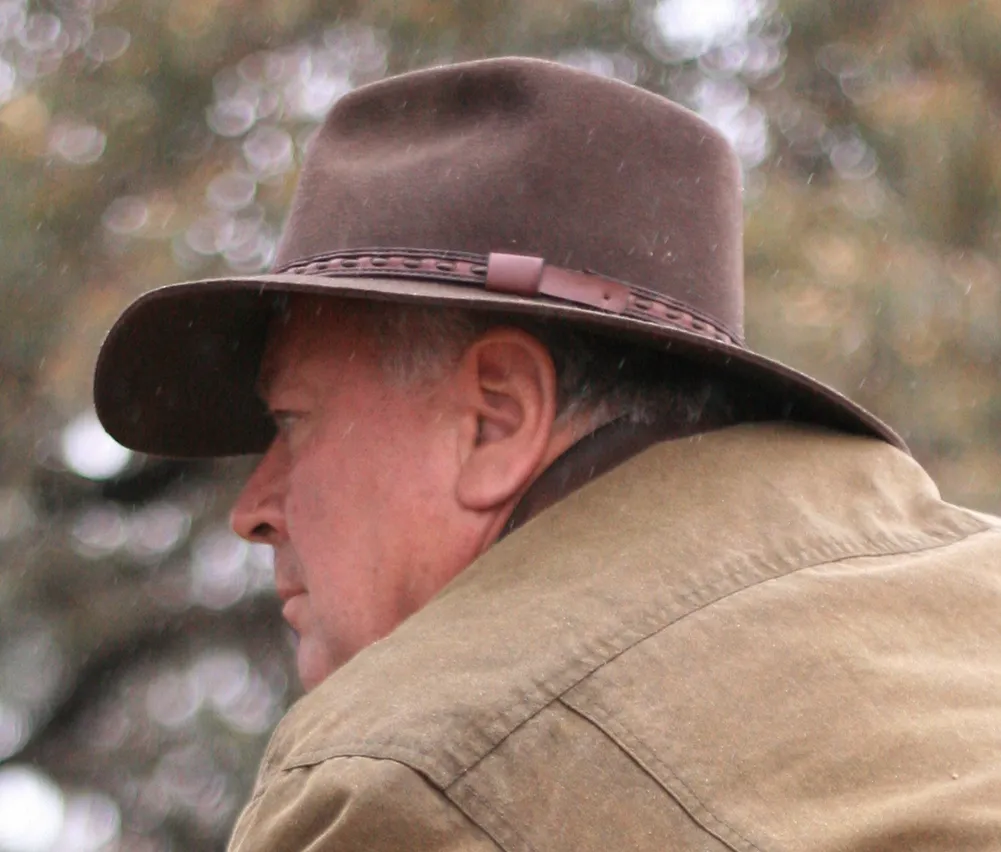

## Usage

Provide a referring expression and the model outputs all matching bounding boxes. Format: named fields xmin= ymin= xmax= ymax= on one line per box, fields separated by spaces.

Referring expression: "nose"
xmin=230 ymin=443 xmax=288 ymax=545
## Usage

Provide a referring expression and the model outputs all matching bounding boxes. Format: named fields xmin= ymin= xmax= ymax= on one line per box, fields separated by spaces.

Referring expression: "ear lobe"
xmin=454 ymin=331 xmax=558 ymax=512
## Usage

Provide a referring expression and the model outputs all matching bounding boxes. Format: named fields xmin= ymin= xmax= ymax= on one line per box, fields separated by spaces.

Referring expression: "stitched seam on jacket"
xmin=247 ymin=745 xmax=539 ymax=852
xmin=455 ymin=525 xmax=990 ymax=782
xmin=237 ymin=754 xmax=509 ymax=852
xmin=445 ymin=781 xmax=539 ymax=852
xmin=559 ymin=697 xmax=763 ymax=852
xmin=281 ymin=519 xmax=990 ymax=787
xmin=554 ymin=528 xmax=1001 ymax=852
xmin=565 ymin=524 xmax=997 ymax=699
xmin=556 ymin=698 xmax=756 ymax=852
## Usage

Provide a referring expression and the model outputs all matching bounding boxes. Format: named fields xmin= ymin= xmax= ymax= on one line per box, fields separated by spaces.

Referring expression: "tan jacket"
xmin=229 ymin=423 xmax=1001 ymax=851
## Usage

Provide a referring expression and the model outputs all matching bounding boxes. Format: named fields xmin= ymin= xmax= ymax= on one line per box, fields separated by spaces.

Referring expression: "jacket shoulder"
xmin=230 ymin=754 xmax=500 ymax=852
xmin=557 ymin=523 xmax=1001 ymax=849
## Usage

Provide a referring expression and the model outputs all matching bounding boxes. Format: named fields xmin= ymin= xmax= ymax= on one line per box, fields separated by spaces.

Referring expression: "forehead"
xmin=257 ymin=295 xmax=376 ymax=397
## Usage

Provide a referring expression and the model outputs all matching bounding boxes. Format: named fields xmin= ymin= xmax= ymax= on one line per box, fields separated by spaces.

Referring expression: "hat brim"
xmin=94 ymin=273 xmax=907 ymax=457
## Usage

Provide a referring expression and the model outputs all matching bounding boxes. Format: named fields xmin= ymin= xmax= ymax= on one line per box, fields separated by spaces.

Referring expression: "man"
xmin=95 ymin=58 xmax=1001 ymax=850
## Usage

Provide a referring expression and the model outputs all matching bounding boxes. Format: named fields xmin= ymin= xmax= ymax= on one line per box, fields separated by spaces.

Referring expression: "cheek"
xmin=282 ymin=434 xmax=387 ymax=572
xmin=283 ymin=462 xmax=329 ymax=538
xmin=284 ymin=428 xmax=353 ymax=526
xmin=285 ymin=405 xmax=459 ymax=564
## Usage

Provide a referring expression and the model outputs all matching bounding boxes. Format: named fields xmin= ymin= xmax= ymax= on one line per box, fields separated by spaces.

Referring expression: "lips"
xmin=273 ymin=550 xmax=305 ymax=603
xmin=275 ymin=583 xmax=306 ymax=604
xmin=272 ymin=551 xmax=307 ymax=631
xmin=279 ymin=589 xmax=308 ymax=634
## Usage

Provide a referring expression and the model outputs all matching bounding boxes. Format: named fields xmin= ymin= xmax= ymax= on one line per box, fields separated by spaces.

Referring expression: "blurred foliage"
xmin=0 ymin=0 xmax=999 ymax=849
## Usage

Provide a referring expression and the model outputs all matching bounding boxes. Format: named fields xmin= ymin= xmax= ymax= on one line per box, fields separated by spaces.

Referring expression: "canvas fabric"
xmin=228 ymin=422 xmax=1001 ymax=851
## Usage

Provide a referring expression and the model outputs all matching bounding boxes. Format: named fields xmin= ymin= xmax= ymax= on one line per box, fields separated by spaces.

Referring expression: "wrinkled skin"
xmin=230 ymin=298 xmax=581 ymax=689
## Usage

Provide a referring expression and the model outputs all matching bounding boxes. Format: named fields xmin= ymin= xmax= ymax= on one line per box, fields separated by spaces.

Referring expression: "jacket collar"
xmin=502 ymin=415 xmax=718 ymax=538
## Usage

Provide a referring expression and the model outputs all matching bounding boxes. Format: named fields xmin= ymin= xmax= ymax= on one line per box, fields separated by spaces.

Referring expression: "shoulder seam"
xmin=557 ymin=697 xmax=759 ymax=852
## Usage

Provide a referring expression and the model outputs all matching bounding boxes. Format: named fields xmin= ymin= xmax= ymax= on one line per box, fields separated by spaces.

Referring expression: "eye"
xmin=270 ymin=410 xmax=302 ymax=436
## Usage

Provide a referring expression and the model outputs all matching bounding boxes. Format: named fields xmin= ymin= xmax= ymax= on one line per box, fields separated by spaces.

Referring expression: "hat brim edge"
xmin=94 ymin=273 xmax=909 ymax=457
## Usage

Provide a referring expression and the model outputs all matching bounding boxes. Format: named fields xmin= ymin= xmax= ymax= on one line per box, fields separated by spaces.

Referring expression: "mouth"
xmin=273 ymin=554 xmax=305 ymax=604
xmin=276 ymin=585 xmax=306 ymax=604
xmin=279 ymin=590 xmax=307 ymax=634
xmin=273 ymin=553 xmax=306 ymax=625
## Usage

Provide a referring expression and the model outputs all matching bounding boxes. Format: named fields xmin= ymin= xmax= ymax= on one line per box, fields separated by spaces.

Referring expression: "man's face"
xmin=230 ymin=298 xmax=479 ymax=690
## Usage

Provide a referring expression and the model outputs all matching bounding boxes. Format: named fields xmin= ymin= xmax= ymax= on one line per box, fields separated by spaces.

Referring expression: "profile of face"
xmin=230 ymin=297 xmax=576 ymax=690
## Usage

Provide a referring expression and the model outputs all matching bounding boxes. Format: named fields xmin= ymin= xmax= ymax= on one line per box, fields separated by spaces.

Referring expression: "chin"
xmin=296 ymin=643 xmax=335 ymax=692
xmin=298 ymin=665 xmax=330 ymax=693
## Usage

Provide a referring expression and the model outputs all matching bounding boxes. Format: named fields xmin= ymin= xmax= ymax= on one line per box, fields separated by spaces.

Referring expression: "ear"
xmin=453 ymin=328 xmax=558 ymax=512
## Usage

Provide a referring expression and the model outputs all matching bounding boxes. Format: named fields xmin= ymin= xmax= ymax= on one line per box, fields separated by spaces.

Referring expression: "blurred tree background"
xmin=1 ymin=0 xmax=999 ymax=848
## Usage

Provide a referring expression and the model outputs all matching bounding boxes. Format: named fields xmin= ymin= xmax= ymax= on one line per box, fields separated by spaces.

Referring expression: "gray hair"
xmin=362 ymin=303 xmax=745 ymax=433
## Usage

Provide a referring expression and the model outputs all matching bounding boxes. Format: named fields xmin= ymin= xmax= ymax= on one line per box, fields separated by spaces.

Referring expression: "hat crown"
xmin=93 ymin=57 xmax=905 ymax=459
xmin=275 ymin=57 xmax=745 ymax=337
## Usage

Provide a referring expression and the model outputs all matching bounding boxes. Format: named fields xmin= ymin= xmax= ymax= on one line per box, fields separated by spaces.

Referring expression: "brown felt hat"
xmin=94 ymin=56 xmax=906 ymax=457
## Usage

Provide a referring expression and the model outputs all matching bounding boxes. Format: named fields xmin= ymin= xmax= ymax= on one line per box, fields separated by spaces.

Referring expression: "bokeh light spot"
xmin=0 ymin=488 xmax=36 ymax=541
xmin=0 ymin=626 xmax=67 ymax=706
xmin=60 ymin=412 xmax=133 ymax=480
xmin=102 ymin=196 xmax=149 ymax=236
xmin=84 ymin=25 xmax=130 ymax=63
xmin=47 ymin=119 xmax=106 ymax=165
xmin=16 ymin=12 xmax=61 ymax=52
xmin=190 ymin=528 xmax=250 ymax=609
xmin=125 ymin=502 xmax=192 ymax=563
xmin=146 ymin=670 xmax=203 ymax=729
xmin=206 ymin=170 xmax=257 ymax=211
xmin=71 ymin=505 xmax=127 ymax=558
xmin=654 ymin=0 xmax=763 ymax=60
xmin=53 ymin=792 xmax=121 ymax=852
xmin=0 ymin=701 xmax=31 ymax=760
xmin=242 ymin=125 xmax=294 ymax=176
xmin=0 ymin=766 xmax=65 ymax=852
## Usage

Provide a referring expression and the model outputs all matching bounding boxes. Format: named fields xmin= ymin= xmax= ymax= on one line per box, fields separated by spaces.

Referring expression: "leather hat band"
xmin=276 ymin=248 xmax=744 ymax=347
